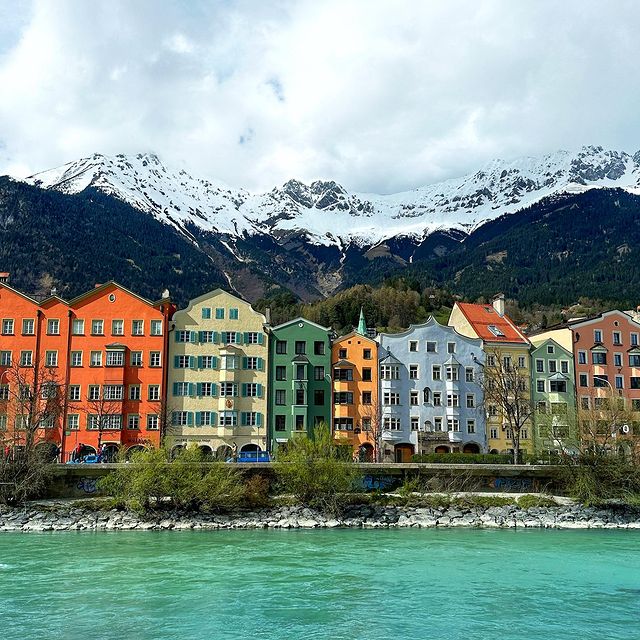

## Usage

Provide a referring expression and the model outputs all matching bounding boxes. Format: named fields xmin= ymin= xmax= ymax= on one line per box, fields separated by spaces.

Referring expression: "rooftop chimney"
xmin=0 ymin=272 xmax=9 ymax=284
xmin=492 ymin=293 xmax=505 ymax=317
xmin=162 ymin=288 xmax=170 ymax=299
xmin=265 ymin=307 xmax=271 ymax=324
xmin=51 ymin=287 xmax=57 ymax=296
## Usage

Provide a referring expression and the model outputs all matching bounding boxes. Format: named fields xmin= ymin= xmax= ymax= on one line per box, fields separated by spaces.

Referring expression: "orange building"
xmin=332 ymin=313 xmax=379 ymax=460
xmin=0 ymin=279 xmax=174 ymax=461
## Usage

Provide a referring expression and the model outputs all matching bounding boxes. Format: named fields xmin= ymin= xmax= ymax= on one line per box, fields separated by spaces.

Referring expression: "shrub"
xmin=517 ymin=494 xmax=557 ymax=509
xmin=274 ymin=423 xmax=361 ymax=515
xmin=242 ymin=474 xmax=271 ymax=509
xmin=411 ymin=453 xmax=512 ymax=464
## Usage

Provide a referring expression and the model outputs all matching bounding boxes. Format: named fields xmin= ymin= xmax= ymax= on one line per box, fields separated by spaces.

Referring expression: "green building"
xmin=267 ymin=318 xmax=332 ymax=450
xmin=530 ymin=337 xmax=578 ymax=454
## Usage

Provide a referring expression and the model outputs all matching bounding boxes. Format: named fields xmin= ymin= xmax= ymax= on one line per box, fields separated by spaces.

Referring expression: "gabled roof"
xmin=377 ymin=315 xmax=483 ymax=346
xmin=455 ymin=302 xmax=529 ymax=345
xmin=0 ymin=281 xmax=40 ymax=306
xmin=333 ymin=359 xmax=354 ymax=368
xmin=291 ymin=354 xmax=310 ymax=363
xmin=444 ymin=354 xmax=460 ymax=366
xmin=333 ymin=330 xmax=376 ymax=345
xmin=68 ymin=281 xmax=157 ymax=308
xmin=537 ymin=309 xmax=640 ymax=333
xmin=379 ymin=351 xmax=401 ymax=365
xmin=530 ymin=337 xmax=573 ymax=358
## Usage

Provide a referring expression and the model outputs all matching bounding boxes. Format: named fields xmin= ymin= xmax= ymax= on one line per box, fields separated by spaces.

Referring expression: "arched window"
xmin=423 ymin=387 xmax=430 ymax=403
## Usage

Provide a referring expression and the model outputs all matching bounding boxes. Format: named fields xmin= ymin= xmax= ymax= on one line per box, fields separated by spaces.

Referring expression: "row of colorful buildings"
xmin=0 ymin=274 xmax=638 ymax=462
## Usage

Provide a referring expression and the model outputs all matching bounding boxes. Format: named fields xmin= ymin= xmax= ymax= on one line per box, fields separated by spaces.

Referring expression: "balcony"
xmin=448 ymin=432 xmax=463 ymax=443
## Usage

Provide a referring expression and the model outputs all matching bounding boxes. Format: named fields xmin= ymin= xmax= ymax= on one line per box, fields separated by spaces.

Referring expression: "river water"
xmin=1 ymin=529 xmax=639 ymax=639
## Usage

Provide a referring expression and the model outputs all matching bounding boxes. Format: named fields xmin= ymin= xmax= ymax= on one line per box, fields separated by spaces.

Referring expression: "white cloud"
xmin=0 ymin=0 xmax=639 ymax=193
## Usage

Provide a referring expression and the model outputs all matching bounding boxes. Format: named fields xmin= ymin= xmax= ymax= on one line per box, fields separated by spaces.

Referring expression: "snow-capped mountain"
xmin=25 ymin=146 xmax=640 ymax=249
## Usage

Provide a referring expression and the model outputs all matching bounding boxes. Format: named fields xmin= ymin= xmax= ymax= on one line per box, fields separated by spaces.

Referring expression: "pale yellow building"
xmin=168 ymin=289 xmax=268 ymax=458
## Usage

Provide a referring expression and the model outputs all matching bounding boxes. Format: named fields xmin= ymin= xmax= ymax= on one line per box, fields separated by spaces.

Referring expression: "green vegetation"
xmin=411 ymin=453 xmax=513 ymax=464
xmin=517 ymin=494 xmax=558 ymax=509
xmin=274 ymin=424 xmax=360 ymax=515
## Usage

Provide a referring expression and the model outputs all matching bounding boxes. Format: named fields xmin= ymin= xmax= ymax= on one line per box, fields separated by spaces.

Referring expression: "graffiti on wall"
xmin=76 ymin=477 xmax=98 ymax=494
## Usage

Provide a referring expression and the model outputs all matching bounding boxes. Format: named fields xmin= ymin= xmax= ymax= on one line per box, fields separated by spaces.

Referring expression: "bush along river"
xmin=1 ymin=528 xmax=639 ymax=640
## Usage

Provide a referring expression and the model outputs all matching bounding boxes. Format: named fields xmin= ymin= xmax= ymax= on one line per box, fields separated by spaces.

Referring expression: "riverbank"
xmin=2 ymin=498 xmax=640 ymax=531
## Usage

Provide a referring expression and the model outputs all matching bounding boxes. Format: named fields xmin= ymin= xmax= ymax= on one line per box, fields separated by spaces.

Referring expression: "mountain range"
xmin=1 ymin=145 xmax=639 ymax=306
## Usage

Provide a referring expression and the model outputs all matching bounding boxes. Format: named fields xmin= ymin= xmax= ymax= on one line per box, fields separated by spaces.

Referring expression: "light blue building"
xmin=377 ymin=317 xmax=486 ymax=461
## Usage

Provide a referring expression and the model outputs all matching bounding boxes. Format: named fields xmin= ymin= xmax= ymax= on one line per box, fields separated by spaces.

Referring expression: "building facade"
xmin=529 ymin=337 xmax=577 ymax=454
xmin=168 ymin=289 xmax=268 ymax=458
xmin=377 ymin=317 xmax=485 ymax=462
xmin=331 ymin=329 xmax=378 ymax=461
xmin=268 ymin=318 xmax=332 ymax=450
xmin=449 ymin=296 xmax=533 ymax=456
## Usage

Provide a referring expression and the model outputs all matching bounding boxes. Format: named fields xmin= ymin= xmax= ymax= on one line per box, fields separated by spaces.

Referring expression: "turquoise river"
xmin=1 ymin=529 xmax=639 ymax=639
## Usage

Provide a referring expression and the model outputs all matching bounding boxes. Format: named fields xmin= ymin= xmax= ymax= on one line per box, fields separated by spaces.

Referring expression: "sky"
xmin=0 ymin=0 xmax=639 ymax=194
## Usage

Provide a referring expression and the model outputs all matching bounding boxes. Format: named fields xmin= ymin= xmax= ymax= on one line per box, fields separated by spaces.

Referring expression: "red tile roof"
xmin=456 ymin=302 xmax=529 ymax=344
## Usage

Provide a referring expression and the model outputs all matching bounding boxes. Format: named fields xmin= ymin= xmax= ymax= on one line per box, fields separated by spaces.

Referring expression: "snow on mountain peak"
xmin=24 ymin=146 xmax=640 ymax=248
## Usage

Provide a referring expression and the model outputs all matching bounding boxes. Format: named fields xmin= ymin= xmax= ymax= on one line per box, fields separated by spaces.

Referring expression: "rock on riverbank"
xmin=2 ymin=502 xmax=640 ymax=532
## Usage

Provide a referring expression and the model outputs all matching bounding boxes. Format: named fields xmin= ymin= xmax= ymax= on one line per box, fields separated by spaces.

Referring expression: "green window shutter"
xmin=240 ymin=412 xmax=247 ymax=426
xmin=257 ymin=384 xmax=263 ymax=398
xmin=195 ymin=412 xmax=201 ymax=427
xmin=236 ymin=333 xmax=243 ymax=345
xmin=257 ymin=357 xmax=264 ymax=371
xmin=189 ymin=356 xmax=196 ymax=369
xmin=174 ymin=332 xmax=180 ymax=342
xmin=258 ymin=333 xmax=264 ymax=345
xmin=171 ymin=411 xmax=178 ymax=424
xmin=189 ymin=383 xmax=196 ymax=397
xmin=172 ymin=382 xmax=179 ymax=396
xmin=242 ymin=357 xmax=248 ymax=370
xmin=243 ymin=332 xmax=250 ymax=344
xmin=196 ymin=382 xmax=202 ymax=397
xmin=212 ymin=356 xmax=218 ymax=369
xmin=256 ymin=413 xmax=262 ymax=427
xmin=187 ymin=412 xmax=194 ymax=426
xmin=197 ymin=355 xmax=203 ymax=369
xmin=241 ymin=383 xmax=247 ymax=397
xmin=212 ymin=383 xmax=218 ymax=397
xmin=211 ymin=412 xmax=217 ymax=426
xmin=173 ymin=355 xmax=180 ymax=368
xmin=213 ymin=331 xmax=219 ymax=344
xmin=221 ymin=332 xmax=227 ymax=344
xmin=190 ymin=331 xmax=198 ymax=343
xmin=198 ymin=331 xmax=204 ymax=342
xmin=233 ymin=384 xmax=238 ymax=397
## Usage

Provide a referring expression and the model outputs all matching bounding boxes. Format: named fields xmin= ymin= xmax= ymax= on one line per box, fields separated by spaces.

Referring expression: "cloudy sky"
xmin=0 ymin=0 xmax=639 ymax=193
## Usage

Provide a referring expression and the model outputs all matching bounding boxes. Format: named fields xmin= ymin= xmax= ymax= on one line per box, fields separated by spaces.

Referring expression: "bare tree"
xmin=479 ymin=350 xmax=534 ymax=464
xmin=360 ymin=402 xmax=383 ymax=462
xmin=84 ymin=381 xmax=125 ymax=453
xmin=0 ymin=358 xmax=67 ymax=503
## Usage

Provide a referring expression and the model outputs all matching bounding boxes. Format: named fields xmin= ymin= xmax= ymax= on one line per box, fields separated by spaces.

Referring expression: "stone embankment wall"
xmin=2 ymin=503 xmax=640 ymax=532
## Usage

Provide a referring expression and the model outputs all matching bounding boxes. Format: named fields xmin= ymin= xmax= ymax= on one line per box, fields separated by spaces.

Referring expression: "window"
xmin=338 ymin=348 xmax=347 ymax=359
xmin=466 ymin=394 xmax=475 ymax=408
xmin=150 ymin=351 xmax=161 ymax=367
xmin=380 ymin=365 xmax=399 ymax=380
xmin=362 ymin=418 xmax=371 ymax=431
xmin=334 ymin=391 xmax=353 ymax=405
xmin=447 ymin=342 xmax=456 ymax=354
xmin=132 ymin=320 xmax=144 ymax=336
xmin=362 ymin=368 xmax=372 ymax=382
xmin=333 ymin=368 xmax=353 ymax=381
xmin=295 ymin=364 xmax=307 ymax=380
xmin=580 ymin=397 xmax=590 ymax=410
xmin=410 ymin=391 xmax=419 ymax=406
xmin=550 ymin=380 xmax=567 ymax=393
xmin=295 ymin=415 xmax=305 ymax=431
xmin=548 ymin=360 xmax=557 ymax=374
xmin=410 ymin=417 xmax=419 ymax=431
xmin=579 ymin=374 xmax=588 ymax=387
xmin=445 ymin=366 xmax=459 ymax=381
xmin=546 ymin=344 xmax=554 ymax=354
xmin=334 ymin=417 xmax=354 ymax=431
xmin=314 ymin=366 xmax=325 ymax=381
xmin=295 ymin=389 xmax=305 ymax=405
xmin=198 ymin=331 xmax=214 ymax=343
xmin=593 ymin=375 xmax=609 ymax=388
xmin=220 ymin=382 xmax=237 ymax=397
xmin=243 ymin=383 xmax=259 ymax=397
xmin=215 ymin=308 xmax=225 ymax=320
xmin=0 ymin=385 xmax=8 ymax=401
xmin=409 ymin=340 xmax=418 ymax=352
xmin=200 ymin=382 xmax=216 ymax=397
xmin=537 ymin=401 xmax=548 ymax=413
xmin=592 ymin=352 xmax=607 ymax=365
xmin=467 ymin=419 xmax=476 ymax=434
xmin=0 ymin=351 xmax=11 ymax=366
xmin=536 ymin=380 xmax=545 ymax=392
xmin=488 ymin=325 xmax=505 ymax=337
xmin=106 ymin=351 xmax=124 ymax=367
xmin=172 ymin=411 xmax=189 ymax=427
xmin=129 ymin=385 xmax=141 ymax=400
xmin=175 ymin=355 xmax=190 ymax=369
xmin=275 ymin=415 xmax=286 ymax=432
xmin=1 ymin=319 xmax=13 ymax=335
xmin=229 ymin=308 xmax=239 ymax=320
xmin=112 ymin=319 xmax=124 ymax=335
xmin=448 ymin=418 xmax=460 ymax=432
xmin=125 ymin=350 xmax=142 ymax=368
xmin=409 ymin=365 xmax=419 ymax=379
xmin=383 ymin=417 xmax=401 ymax=431
xmin=201 ymin=307 xmax=212 ymax=320
xmin=72 ymin=319 xmax=84 ymax=335
xmin=633 ymin=400 xmax=640 ymax=411
xmin=245 ymin=332 xmax=261 ymax=344
xmin=241 ymin=412 xmax=259 ymax=427
xmin=127 ymin=414 xmax=140 ymax=430
xmin=295 ymin=341 xmax=306 ymax=355
xmin=147 ymin=415 xmax=159 ymax=430
xmin=561 ymin=360 xmax=569 ymax=374
xmin=536 ymin=359 xmax=544 ymax=373
xmin=219 ymin=412 xmax=237 ymax=428
xmin=447 ymin=393 xmax=459 ymax=407
xmin=362 ymin=391 xmax=372 ymax=405
xmin=594 ymin=329 xmax=603 ymax=343
xmin=426 ymin=341 xmax=437 ymax=353
xmin=503 ymin=356 xmax=512 ymax=371
xmin=69 ymin=385 xmax=81 ymax=401
xmin=45 ymin=350 xmax=58 ymax=367
xmin=200 ymin=412 xmax=214 ymax=426
xmin=104 ymin=385 xmax=124 ymax=400
xmin=275 ymin=390 xmax=286 ymax=405
xmin=148 ymin=385 xmax=160 ymax=401
xmin=88 ymin=385 xmax=100 ymax=401
xmin=22 ymin=319 xmax=34 ymax=335
xmin=245 ymin=357 xmax=260 ymax=370
xmin=363 ymin=349 xmax=372 ymax=360
xmin=276 ymin=341 xmax=287 ymax=354
xmin=276 ymin=366 xmax=286 ymax=381
xmin=433 ymin=392 xmax=442 ymax=406
xmin=90 ymin=351 xmax=102 ymax=367
xmin=631 ymin=377 xmax=640 ymax=390
xmin=487 ymin=405 xmax=498 ymax=417
xmin=70 ymin=351 xmax=82 ymax=367
xmin=578 ymin=351 xmax=587 ymax=365
xmin=630 ymin=355 xmax=640 ymax=367
xmin=615 ymin=375 xmax=624 ymax=390
xmin=465 ymin=368 xmax=474 ymax=382
xmin=432 ymin=365 xmax=441 ymax=381
xmin=20 ymin=351 xmax=33 ymax=367
xmin=521 ymin=429 xmax=528 ymax=440
xmin=150 ymin=320 xmax=163 ymax=336
xmin=91 ymin=319 xmax=104 ymax=335
xmin=433 ymin=418 xmax=443 ymax=432
xmin=487 ymin=355 xmax=495 ymax=366
xmin=490 ymin=428 xmax=498 ymax=439
xmin=175 ymin=330 xmax=193 ymax=343
xmin=67 ymin=415 xmax=79 ymax=431
xmin=314 ymin=341 xmax=325 ymax=355
xmin=632 ymin=333 xmax=639 ymax=347
xmin=47 ymin=319 xmax=59 ymax=335
xmin=613 ymin=331 xmax=622 ymax=345
xmin=383 ymin=391 xmax=400 ymax=405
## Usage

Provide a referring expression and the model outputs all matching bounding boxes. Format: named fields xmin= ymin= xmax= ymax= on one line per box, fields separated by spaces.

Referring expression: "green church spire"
xmin=357 ymin=307 xmax=367 ymax=335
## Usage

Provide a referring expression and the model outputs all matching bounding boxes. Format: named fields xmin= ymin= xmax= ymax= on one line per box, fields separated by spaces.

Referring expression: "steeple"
xmin=357 ymin=307 xmax=367 ymax=335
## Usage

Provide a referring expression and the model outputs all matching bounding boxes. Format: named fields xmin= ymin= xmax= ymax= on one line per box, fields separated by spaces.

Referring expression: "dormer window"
xmin=488 ymin=325 xmax=505 ymax=337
